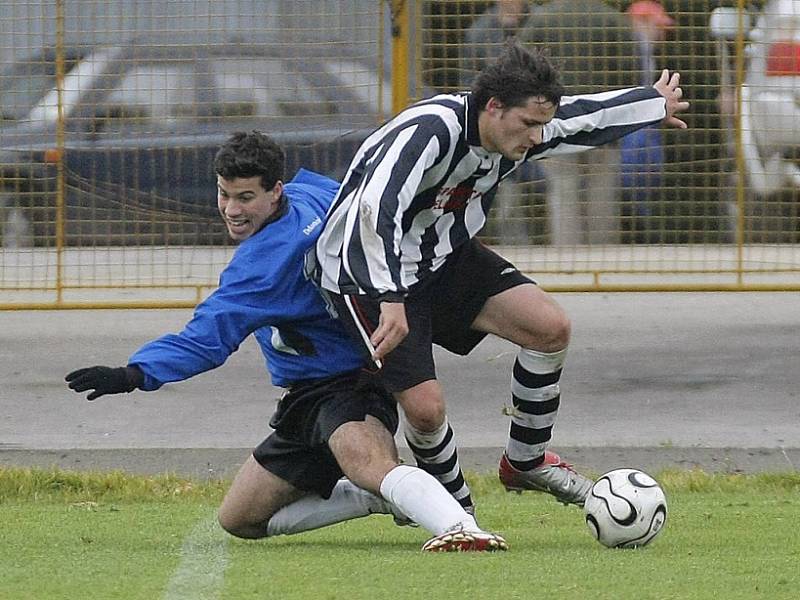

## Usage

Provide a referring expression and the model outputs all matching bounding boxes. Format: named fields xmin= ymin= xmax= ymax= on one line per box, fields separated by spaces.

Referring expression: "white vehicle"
xmin=711 ymin=1 xmax=800 ymax=196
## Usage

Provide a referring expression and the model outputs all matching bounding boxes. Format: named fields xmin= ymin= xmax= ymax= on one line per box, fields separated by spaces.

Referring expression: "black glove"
xmin=65 ymin=366 xmax=144 ymax=401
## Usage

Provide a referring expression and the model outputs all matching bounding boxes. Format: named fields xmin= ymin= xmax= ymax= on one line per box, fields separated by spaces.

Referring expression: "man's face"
xmin=217 ymin=175 xmax=283 ymax=242
xmin=479 ymin=95 xmax=557 ymax=160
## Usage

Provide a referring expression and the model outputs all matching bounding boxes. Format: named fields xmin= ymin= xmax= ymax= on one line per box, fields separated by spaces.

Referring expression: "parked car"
xmin=711 ymin=1 xmax=800 ymax=196
xmin=0 ymin=35 xmax=393 ymax=246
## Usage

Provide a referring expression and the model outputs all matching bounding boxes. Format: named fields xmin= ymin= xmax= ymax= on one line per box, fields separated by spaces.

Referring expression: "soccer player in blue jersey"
xmin=314 ymin=42 xmax=689 ymax=512
xmin=65 ymin=131 xmax=507 ymax=552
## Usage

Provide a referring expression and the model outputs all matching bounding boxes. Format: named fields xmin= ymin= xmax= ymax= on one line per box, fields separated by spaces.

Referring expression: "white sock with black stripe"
xmin=505 ymin=347 xmax=567 ymax=471
xmin=404 ymin=418 xmax=474 ymax=510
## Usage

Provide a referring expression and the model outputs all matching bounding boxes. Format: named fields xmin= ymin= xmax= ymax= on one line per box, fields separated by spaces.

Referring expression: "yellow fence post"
xmin=54 ymin=0 xmax=66 ymax=304
xmin=389 ymin=0 xmax=409 ymax=115
xmin=733 ymin=0 xmax=748 ymax=287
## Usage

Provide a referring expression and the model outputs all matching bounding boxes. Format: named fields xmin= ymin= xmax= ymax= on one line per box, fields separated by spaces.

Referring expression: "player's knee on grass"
xmin=217 ymin=505 xmax=270 ymax=539
xmin=218 ymin=493 xmax=303 ymax=540
xmin=217 ymin=455 xmax=302 ymax=539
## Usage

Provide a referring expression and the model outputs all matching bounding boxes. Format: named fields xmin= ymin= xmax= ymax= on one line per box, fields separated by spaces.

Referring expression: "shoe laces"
xmin=551 ymin=459 xmax=576 ymax=473
xmin=540 ymin=453 xmax=577 ymax=474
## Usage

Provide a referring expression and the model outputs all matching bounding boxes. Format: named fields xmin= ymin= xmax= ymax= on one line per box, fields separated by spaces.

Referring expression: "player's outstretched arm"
xmin=653 ymin=69 xmax=690 ymax=129
xmin=65 ymin=365 xmax=144 ymax=401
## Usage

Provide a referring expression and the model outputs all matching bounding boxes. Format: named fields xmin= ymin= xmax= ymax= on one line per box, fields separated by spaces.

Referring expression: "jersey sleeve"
xmin=127 ymin=240 xmax=303 ymax=391
xmin=529 ymin=87 xmax=666 ymax=160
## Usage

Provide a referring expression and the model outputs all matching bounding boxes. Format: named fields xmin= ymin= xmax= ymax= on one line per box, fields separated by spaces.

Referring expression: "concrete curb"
xmin=2 ymin=446 xmax=797 ymax=480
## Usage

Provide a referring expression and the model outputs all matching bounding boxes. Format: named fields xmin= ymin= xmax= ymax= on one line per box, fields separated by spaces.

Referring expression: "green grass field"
xmin=1 ymin=467 xmax=798 ymax=600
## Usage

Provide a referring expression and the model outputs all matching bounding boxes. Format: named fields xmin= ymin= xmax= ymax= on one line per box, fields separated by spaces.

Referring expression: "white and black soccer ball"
xmin=584 ymin=468 xmax=667 ymax=549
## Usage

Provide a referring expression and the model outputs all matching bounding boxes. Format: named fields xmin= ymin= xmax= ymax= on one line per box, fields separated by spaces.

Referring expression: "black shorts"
xmin=327 ymin=239 xmax=533 ymax=392
xmin=252 ymin=371 xmax=398 ymax=498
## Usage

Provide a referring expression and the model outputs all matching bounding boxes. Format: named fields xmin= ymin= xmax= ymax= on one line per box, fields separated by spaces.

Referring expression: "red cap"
xmin=627 ymin=0 xmax=675 ymax=29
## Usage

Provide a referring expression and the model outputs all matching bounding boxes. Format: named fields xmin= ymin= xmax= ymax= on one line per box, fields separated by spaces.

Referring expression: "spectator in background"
xmin=621 ymin=0 xmax=676 ymax=243
xmin=461 ymin=0 xmax=544 ymax=245
xmin=520 ymin=0 xmax=642 ymax=245
xmin=460 ymin=0 xmax=531 ymax=88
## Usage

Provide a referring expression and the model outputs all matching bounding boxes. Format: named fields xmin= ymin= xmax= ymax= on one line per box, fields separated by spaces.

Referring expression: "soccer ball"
xmin=584 ymin=468 xmax=667 ymax=549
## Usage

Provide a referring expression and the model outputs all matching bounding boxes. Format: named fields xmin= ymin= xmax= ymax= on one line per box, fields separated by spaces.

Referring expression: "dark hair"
xmin=213 ymin=130 xmax=285 ymax=191
xmin=471 ymin=40 xmax=564 ymax=111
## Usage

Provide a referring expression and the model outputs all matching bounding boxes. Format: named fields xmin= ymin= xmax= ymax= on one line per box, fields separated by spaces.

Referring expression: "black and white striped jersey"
xmin=315 ymin=87 xmax=666 ymax=299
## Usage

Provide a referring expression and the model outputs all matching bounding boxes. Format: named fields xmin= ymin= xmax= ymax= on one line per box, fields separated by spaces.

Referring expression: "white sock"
xmin=379 ymin=465 xmax=477 ymax=535
xmin=266 ymin=479 xmax=389 ymax=537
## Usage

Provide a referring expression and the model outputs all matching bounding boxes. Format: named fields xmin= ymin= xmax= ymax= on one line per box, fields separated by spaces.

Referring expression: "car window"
xmin=209 ymin=57 xmax=336 ymax=118
xmin=27 ymin=46 xmax=119 ymax=123
xmin=104 ymin=64 xmax=200 ymax=121
xmin=319 ymin=58 xmax=390 ymax=118
xmin=0 ymin=54 xmax=82 ymax=121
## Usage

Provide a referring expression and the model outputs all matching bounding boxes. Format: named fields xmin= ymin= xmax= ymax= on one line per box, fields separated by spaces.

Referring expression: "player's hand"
xmin=370 ymin=302 xmax=409 ymax=364
xmin=653 ymin=69 xmax=689 ymax=129
xmin=65 ymin=365 xmax=143 ymax=401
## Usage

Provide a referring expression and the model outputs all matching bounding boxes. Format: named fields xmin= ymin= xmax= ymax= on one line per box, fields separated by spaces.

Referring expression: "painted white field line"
xmin=162 ymin=512 xmax=230 ymax=600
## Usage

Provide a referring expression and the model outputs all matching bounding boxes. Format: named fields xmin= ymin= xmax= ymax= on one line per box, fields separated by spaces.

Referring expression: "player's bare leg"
xmin=472 ymin=283 xmax=592 ymax=506
xmin=327 ymin=415 xmax=400 ymax=493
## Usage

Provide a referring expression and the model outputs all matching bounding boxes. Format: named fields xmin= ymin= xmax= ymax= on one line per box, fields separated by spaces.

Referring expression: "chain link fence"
xmin=1 ymin=1 xmax=799 ymax=308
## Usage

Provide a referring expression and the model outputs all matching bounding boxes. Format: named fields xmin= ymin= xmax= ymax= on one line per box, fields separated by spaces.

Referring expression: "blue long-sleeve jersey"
xmin=128 ymin=169 xmax=364 ymax=390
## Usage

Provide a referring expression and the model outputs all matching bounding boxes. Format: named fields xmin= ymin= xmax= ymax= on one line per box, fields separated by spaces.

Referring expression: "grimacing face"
xmin=478 ymin=95 xmax=557 ymax=161
xmin=217 ymin=175 xmax=283 ymax=242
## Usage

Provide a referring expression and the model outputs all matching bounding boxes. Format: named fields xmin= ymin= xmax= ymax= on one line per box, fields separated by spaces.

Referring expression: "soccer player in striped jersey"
xmin=65 ymin=131 xmax=507 ymax=552
xmin=313 ymin=41 xmax=689 ymax=510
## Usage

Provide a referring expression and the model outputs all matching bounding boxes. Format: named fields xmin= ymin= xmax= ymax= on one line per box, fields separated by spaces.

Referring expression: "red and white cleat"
xmin=422 ymin=528 xmax=508 ymax=552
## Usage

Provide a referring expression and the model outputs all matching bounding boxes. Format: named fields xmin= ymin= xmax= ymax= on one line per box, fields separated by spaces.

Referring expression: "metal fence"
xmin=1 ymin=1 xmax=799 ymax=309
